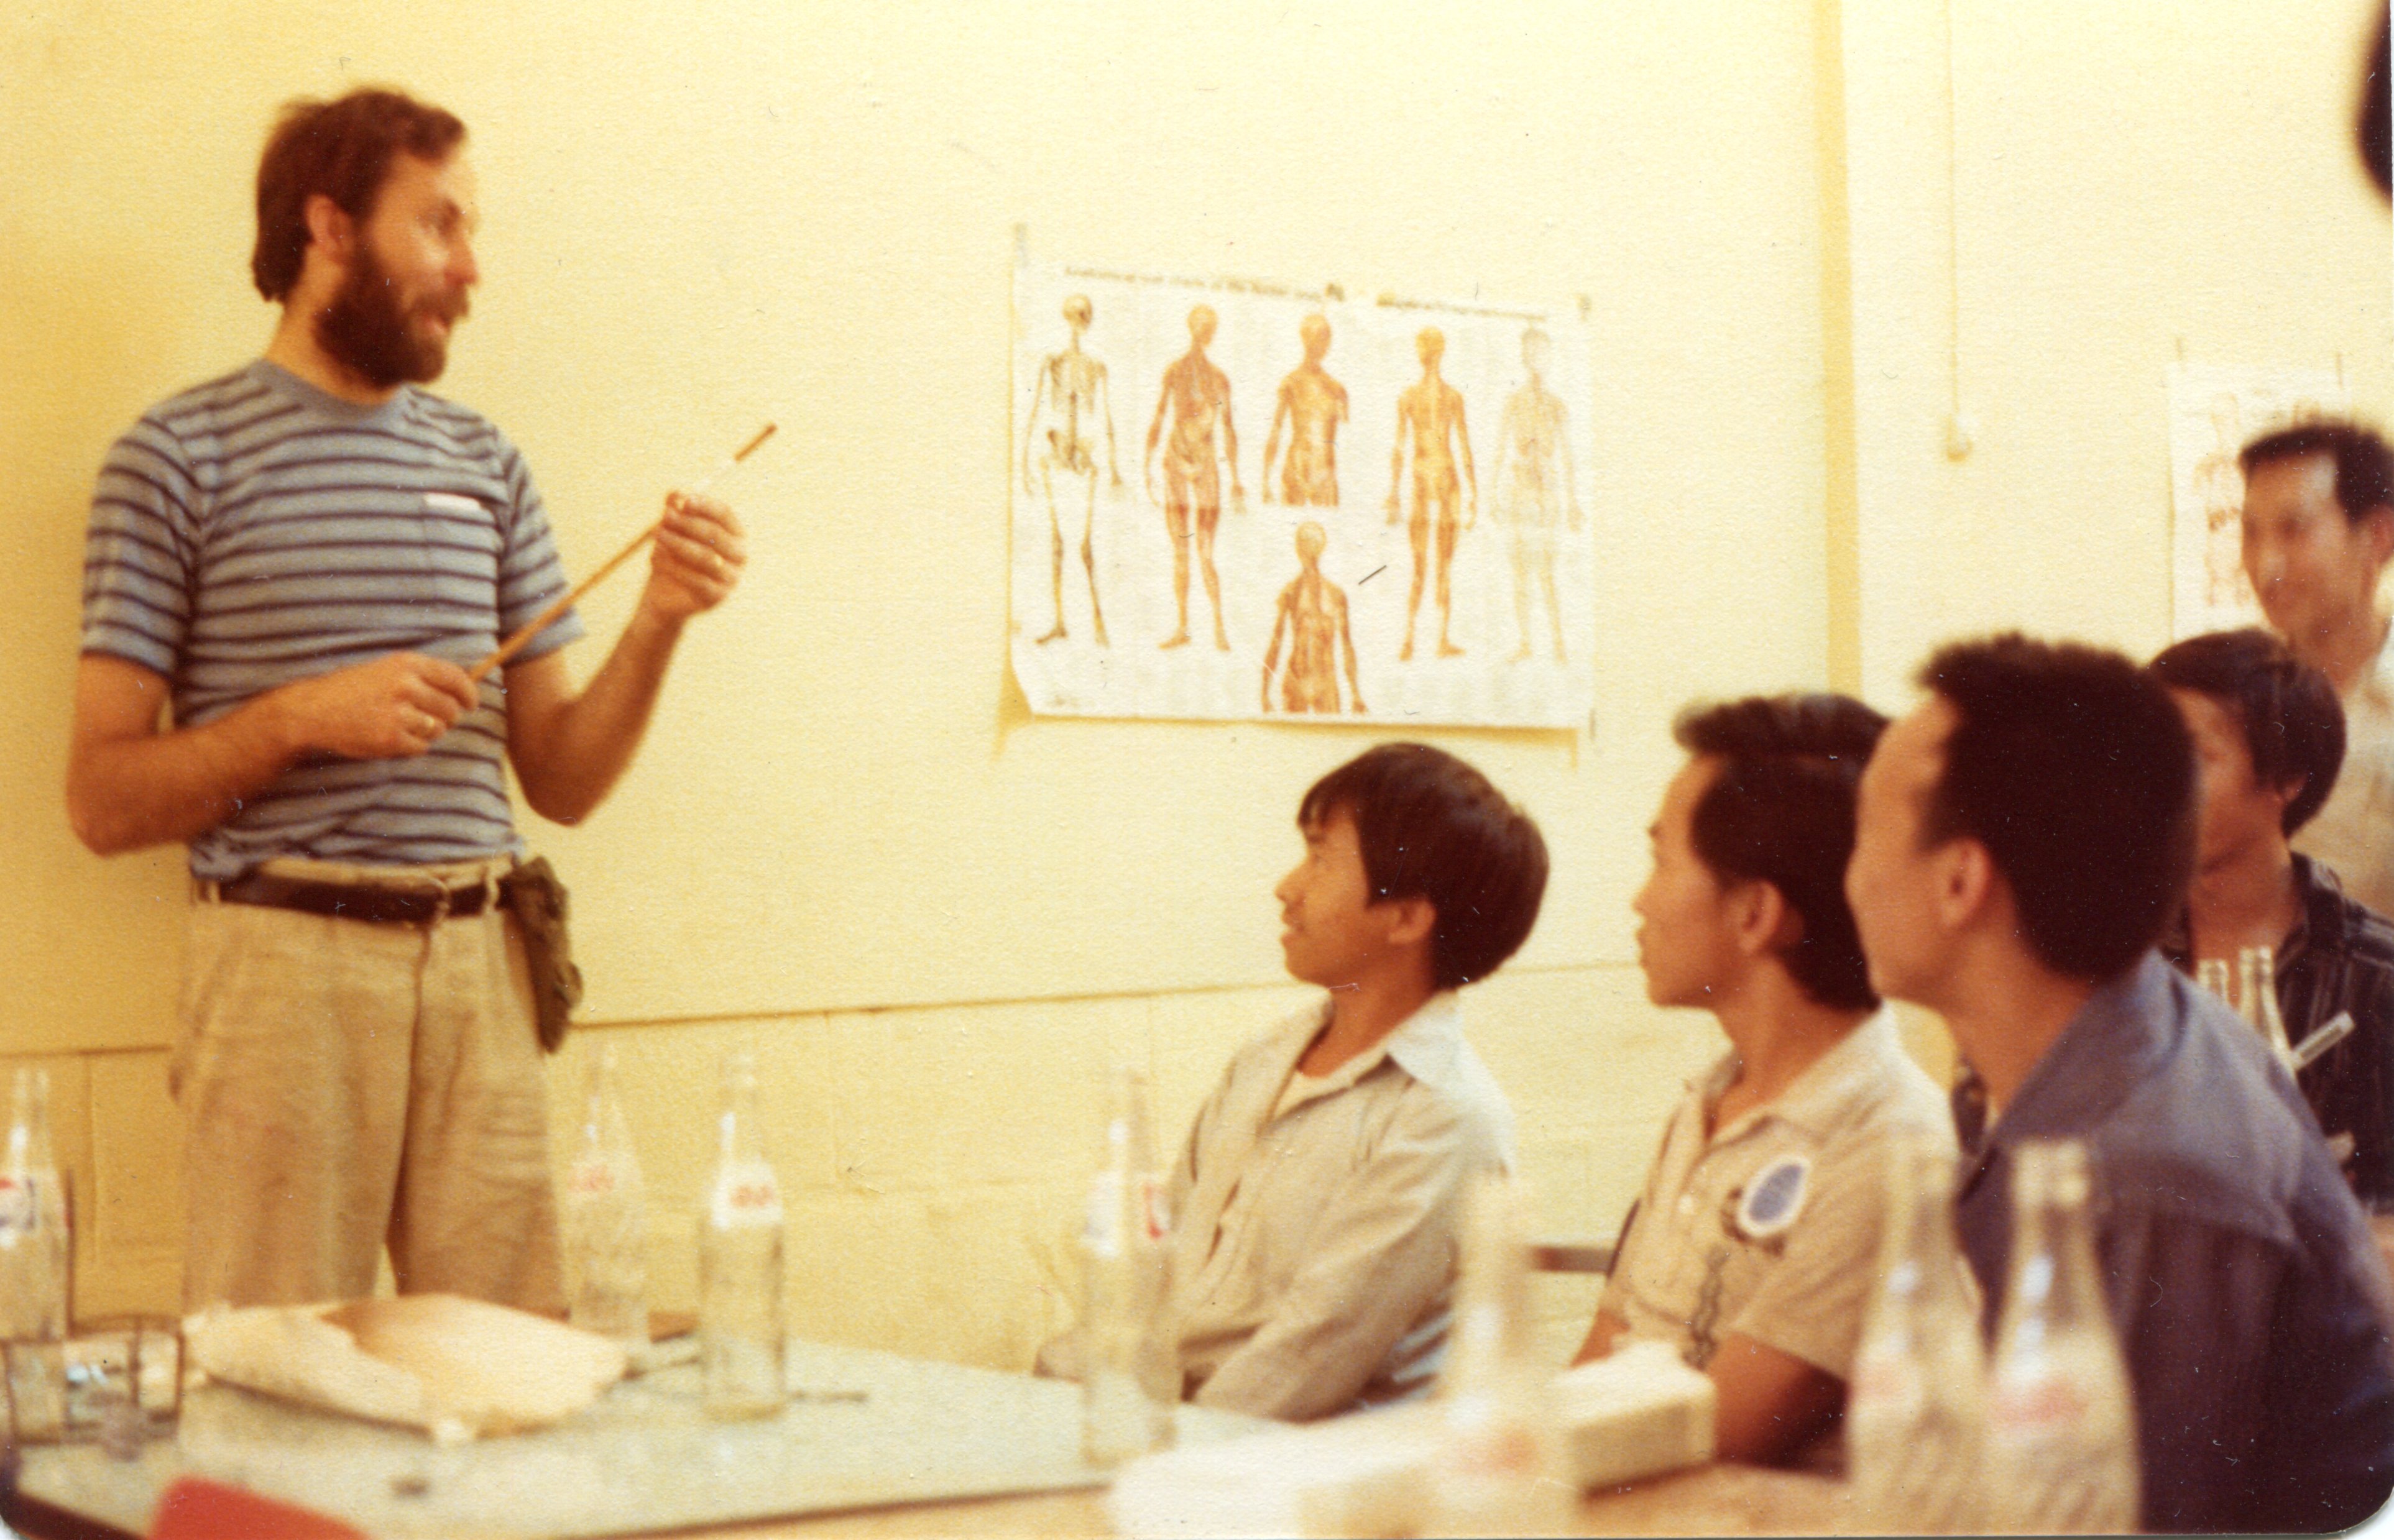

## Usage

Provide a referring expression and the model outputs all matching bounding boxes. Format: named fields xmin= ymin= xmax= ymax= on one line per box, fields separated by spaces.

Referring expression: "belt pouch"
xmin=499 ymin=856 xmax=583 ymax=1052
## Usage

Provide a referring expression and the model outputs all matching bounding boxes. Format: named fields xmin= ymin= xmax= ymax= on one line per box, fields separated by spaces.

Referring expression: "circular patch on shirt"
xmin=1735 ymin=1155 xmax=1811 ymax=1241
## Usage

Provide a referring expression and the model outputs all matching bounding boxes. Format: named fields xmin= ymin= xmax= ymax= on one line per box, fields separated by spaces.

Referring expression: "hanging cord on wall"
xmin=1941 ymin=0 xmax=1974 ymax=461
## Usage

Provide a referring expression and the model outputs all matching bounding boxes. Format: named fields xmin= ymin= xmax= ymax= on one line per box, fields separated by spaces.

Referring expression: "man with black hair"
xmin=1847 ymin=633 xmax=2394 ymax=1534
xmin=67 ymin=88 xmax=745 ymax=1313
xmin=1575 ymin=695 xmax=1949 ymax=1466
xmin=1047 ymin=743 xmax=1547 ymax=1421
xmin=2153 ymin=628 xmax=2394 ymax=1203
xmin=2241 ymin=420 xmax=2394 ymax=919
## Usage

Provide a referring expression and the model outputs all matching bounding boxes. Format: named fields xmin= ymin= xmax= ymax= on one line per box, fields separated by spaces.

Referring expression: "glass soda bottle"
xmin=1981 ymin=1139 xmax=2140 ymax=1534
xmin=563 ymin=1045 xmax=648 ymax=1350
xmin=1080 ymin=1065 xmax=1176 ymax=1465
xmin=1846 ymin=1134 xmax=1986 ymax=1534
xmin=1424 ymin=1175 xmax=1572 ymax=1538
xmin=2238 ymin=945 xmax=2298 ymax=1075
xmin=0 ymin=1068 xmax=68 ymax=1336
xmin=0 ymin=1067 xmax=69 ymax=1439
xmin=701 ymin=1047 xmax=785 ymax=1419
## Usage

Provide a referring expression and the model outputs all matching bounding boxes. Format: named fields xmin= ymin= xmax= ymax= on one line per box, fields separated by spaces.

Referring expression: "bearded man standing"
xmin=67 ymin=89 xmax=745 ymax=1312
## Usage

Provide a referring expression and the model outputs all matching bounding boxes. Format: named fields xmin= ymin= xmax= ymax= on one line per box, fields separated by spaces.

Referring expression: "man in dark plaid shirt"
xmin=2153 ymin=628 xmax=2394 ymax=1204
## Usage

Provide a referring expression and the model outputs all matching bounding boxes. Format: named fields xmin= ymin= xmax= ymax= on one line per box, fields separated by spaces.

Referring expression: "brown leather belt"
xmin=213 ymin=870 xmax=497 ymax=925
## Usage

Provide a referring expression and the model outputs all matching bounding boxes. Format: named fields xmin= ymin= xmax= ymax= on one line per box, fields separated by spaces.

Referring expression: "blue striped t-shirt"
xmin=80 ymin=360 xmax=586 ymax=881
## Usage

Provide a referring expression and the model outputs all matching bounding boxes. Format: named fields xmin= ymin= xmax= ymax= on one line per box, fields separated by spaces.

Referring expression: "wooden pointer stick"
xmin=468 ymin=423 xmax=776 ymax=684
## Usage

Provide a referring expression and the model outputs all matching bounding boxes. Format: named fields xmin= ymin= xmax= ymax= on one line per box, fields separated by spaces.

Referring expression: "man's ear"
xmin=1935 ymin=838 xmax=1996 ymax=930
xmin=1731 ymin=879 xmax=1799 ymax=959
xmin=1383 ymin=895 xmax=1437 ymax=951
xmin=303 ymin=193 xmax=356 ymax=268
xmin=2270 ymin=773 xmax=2308 ymax=825
xmin=2358 ymin=503 xmax=2394 ymax=572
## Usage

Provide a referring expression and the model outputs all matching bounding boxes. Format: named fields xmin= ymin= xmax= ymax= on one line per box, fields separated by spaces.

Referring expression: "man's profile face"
xmin=1273 ymin=807 xmax=1401 ymax=991
xmin=2242 ymin=452 xmax=2387 ymax=646
xmin=2169 ymin=687 xmax=2293 ymax=875
xmin=316 ymin=151 xmax=479 ymax=388
xmin=1631 ymin=756 xmax=1746 ymax=1010
xmin=1844 ymin=698 xmax=1956 ymax=1004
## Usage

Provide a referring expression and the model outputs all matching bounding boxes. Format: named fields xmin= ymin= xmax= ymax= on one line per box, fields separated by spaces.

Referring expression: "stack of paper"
xmin=1112 ymin=1341 xmax=1718 ymax=1538
xmin=1552 ymin=1339 xmax=1716 ymax=1488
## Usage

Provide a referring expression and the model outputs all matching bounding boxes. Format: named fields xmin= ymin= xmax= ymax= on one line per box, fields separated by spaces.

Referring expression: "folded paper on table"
xmin=183 ymin=1294 xmax=628 ymax=1442
xmin=1110 ymin=1340 xmax=1716 ymax=1538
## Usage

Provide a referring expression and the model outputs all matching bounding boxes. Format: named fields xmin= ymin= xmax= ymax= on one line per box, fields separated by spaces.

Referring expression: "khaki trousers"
xmin=173 ymin=856 xmax=563 ymax=1313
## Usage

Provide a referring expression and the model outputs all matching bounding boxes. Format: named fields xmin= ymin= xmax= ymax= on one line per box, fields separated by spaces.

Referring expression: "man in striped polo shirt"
xmin=65 ymin=89 xmax=745 ymax=1313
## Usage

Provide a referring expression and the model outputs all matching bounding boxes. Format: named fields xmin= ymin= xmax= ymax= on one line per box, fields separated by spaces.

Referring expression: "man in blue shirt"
xmin=1846 ymin=633 xmax=2394 ymax=1533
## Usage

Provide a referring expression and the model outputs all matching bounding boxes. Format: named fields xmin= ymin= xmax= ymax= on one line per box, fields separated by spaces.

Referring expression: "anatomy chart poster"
xmin=2167 ymin=360 xmax=2347 ymax=640
xmin=1010 ymin=260 xmax=1598 ymax=728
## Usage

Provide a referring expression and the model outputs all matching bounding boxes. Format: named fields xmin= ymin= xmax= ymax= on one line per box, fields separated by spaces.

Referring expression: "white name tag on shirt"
xmin=423 ymin=492 xmax=486 ymax=515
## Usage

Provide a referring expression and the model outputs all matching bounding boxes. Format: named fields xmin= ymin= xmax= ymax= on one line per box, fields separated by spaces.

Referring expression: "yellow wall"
xmin=1 ymin=0 xmax=2384 ymax=1367
xmin=1841 ymin=0 xmax=2393 ymax=698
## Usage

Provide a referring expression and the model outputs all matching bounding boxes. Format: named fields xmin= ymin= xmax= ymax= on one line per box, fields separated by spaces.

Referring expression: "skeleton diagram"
xmin=1492 ymin=328 xmax=1581 ymax=662
xmin=1386 ymin=327 xmax=1476 ymax=661
xmin=1261 ymin=521 xmax=1364 ymax=715
xmin=1021 ymin=295 xmax=1121 ymax=645
xmin=1261 ymin=313 xmax=1348 ymax=508
xmin=1145 ymin=305 xmax=1244 ymax=650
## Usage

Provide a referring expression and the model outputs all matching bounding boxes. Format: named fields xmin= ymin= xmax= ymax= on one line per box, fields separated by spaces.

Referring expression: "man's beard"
xmin=314 ymin=243 xmax=465 ymax=389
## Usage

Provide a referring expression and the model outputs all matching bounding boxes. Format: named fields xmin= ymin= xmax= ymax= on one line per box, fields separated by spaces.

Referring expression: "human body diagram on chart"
xmin=1011 ymin=262 xmax=1598 ymax=728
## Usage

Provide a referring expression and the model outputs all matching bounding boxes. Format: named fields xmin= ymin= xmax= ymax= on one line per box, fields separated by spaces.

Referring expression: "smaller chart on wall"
xmin=2168 ymin=360 xmax=2349 ymax=641
xmin=1010 ymin=258 xmax=1598 ymax=729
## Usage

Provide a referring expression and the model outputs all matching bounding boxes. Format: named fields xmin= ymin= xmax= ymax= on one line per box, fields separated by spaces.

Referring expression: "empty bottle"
xmin=0 ymin=1069 xmax=67 ymax=1336
xmin=1424 ymin=1175 xmax=1572 ymax=1538
xmin=1080 ymin=1065 xmax=1176 ymax=1466
xmin=1981 ymin=1139 xmax=2139 ymax=1534
xmin=2239 ymin=945 xmax=2298 ymax=1076
xmin=0 ymin=1068 xmax=68 ymax=1439
xmin=1846 ymin=1135 xmax=1986 ymax=1534
xmin=701 ymin=1047 xmax=785 ymax=1419
xmin=563 ymin=1045 xmax=649 ymax=1350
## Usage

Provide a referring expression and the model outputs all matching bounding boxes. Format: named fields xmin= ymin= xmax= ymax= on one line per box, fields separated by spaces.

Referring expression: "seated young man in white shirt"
xmin=1047 ymin=743 xmax=1547 ymax=1422
xmin=1577 ymin=695 xmax=1952 ymax=1465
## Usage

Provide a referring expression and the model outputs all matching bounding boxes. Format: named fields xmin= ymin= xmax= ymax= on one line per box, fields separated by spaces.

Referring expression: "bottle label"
xmin=0 ymin=1175 xmax=37 ymax=1236
xmin=1084 ymin=1173 xmax=1169 ymax=1250
xmin=1138 ymin=1175 xmax=1170 ymax=1242
xmin=1990 ymin=1374 xmax=2087 ymax=1435
xmin=1849 ymin=1354 xmax=1915 ymax=1411
xmin=710 ymin=1163 xmax=783 ymax=1229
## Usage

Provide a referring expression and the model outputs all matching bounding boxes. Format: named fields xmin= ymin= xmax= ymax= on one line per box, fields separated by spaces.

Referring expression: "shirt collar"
xmin=2157 ymin=853 xmax=2343 ymax=976
xmin=1379 ymin=989 xmax=1470 ymax=1091
xmin=1975 ymin=951 xmax=2178 ymax=1150
xmin=1706 ymin=1006 xmax=1907 ymax=1144
xmin=1265 ymin=990 xmax=1468 ymax=1117
xmin=2286 ymin=851 xmax=2350 ymax=965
